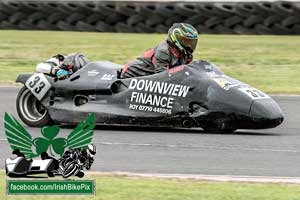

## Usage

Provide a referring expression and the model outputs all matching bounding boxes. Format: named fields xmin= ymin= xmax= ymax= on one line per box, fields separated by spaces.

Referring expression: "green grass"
xmin=1 ymin=30 xmax=300 ymax=94
xmin=1 ymin=172 xmax=300 ymax=200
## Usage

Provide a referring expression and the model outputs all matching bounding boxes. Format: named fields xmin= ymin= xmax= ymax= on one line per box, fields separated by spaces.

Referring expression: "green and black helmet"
xmin=167 ymin=23 xmax=198 ymax=54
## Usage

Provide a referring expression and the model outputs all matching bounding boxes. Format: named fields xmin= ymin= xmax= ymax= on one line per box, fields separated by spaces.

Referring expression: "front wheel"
xmin=16 ymin=86 xmax=52 ymax=127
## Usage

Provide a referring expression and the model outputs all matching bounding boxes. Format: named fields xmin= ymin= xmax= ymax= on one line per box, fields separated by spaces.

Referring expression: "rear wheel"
xmin=16 ymin=86 xmax=52 ymax=127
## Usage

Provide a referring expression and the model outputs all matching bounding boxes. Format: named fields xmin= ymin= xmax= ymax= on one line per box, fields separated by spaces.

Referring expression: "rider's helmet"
xmin=167 ymin=23 xmax=198 ymax=54
xmin=87 ymin=144 xmax=96 ymax=157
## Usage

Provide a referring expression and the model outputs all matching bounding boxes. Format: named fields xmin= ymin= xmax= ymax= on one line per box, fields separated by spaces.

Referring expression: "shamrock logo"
xmin=4 ymin=113 xmax=95 ymax=159
xmin=33 ymin=126 xmax=67 ymax=156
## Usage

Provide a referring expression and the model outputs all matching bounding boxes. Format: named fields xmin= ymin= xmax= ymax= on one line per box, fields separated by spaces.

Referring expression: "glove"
xmin=56 ymin=69 xmax=69 ymax=80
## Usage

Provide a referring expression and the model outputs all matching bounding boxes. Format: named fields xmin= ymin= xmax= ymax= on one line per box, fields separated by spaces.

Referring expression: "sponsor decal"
xmin=101 ymin=73 xmax=115 ymax=80
xmin=128 ymin=79 xmax=190 ymax=114
xmin=206 ymin=71 xmax=218 ymax=77
xmin=204 ymin=64 xmax=213 ymax=71
xmin=212 ymin=77 xmax=239 ymax=90
xmin=25 ymin=73 xmax=51 ymax=101
xmin=239 ymin=87 xmax=270 ymax=99
xmin=88 ymin=70 xmax=100 ymax=77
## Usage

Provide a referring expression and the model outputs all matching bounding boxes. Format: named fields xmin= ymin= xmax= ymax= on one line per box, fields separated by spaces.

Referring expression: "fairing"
xmin=17 ymin=60 xmax=284 ymax=130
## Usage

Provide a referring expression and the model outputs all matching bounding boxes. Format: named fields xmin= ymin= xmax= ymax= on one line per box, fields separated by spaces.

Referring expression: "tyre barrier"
xmin=1 ymin=0 xmax=300 ymax=34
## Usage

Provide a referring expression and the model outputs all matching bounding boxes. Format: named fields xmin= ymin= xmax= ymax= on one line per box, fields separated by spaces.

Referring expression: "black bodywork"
xmin=16 ymin=60 xmax=284 ymax=132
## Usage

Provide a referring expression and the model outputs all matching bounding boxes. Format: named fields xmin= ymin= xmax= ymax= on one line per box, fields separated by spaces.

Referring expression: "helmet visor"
xmin=177 ymin=35 xmax=198 ymax=52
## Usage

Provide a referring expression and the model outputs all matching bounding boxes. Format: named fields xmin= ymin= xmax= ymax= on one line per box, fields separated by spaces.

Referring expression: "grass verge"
xmin=1 ymin=30 xmax=300 ymax=94
xmin=1 ymin=172 xmax=300 ymax=200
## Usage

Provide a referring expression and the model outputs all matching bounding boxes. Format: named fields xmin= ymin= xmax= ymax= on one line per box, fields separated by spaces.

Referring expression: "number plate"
xmin=239 ymin=87 xmax=270 ymax=100
xmin=25 ymin=73 xmax=51 ymax=100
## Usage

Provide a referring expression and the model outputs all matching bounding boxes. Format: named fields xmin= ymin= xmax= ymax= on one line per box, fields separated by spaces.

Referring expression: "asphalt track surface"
xmin=0 ymin=87 xmax=300 ymax=177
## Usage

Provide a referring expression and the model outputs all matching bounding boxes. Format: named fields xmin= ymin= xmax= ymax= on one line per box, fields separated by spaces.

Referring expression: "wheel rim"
xmin=19 ymin=89 xmax=47 ymax=122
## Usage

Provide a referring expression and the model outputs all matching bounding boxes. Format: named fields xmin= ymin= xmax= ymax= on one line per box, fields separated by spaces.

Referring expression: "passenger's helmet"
xmin=167 ymin=23 xmax=198 ymax=54
xmin=63 ymin=53 xmax=89 ymax=73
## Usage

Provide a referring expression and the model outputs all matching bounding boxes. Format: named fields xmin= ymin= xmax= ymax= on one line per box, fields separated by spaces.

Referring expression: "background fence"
xmin=0 ymin=0 xmax=300 ymax=34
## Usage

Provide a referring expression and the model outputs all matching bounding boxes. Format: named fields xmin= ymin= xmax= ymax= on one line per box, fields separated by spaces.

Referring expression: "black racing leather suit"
xmin=120 ymin=40 xmax=193 ymax=78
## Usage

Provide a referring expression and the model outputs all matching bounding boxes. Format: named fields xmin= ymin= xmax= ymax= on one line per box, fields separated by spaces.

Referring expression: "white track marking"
xmin=88 ymin=171 xmax=300 ymax=184
xmin=1 ymin=139 xmax=298 ymax=153
xmin=98 ymin=141 xmax=300 ymax=153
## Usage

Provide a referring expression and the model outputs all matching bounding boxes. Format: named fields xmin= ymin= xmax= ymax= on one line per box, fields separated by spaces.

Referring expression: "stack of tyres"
xmin=0 ymin=0 xmax=300 ymax=35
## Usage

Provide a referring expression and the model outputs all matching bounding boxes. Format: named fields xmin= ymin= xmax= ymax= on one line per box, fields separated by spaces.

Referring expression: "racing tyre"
xmin=155 ymin=4 xmax=176 ymax=17
xmin=47 ymin=171 xmax=55 ymax=177
xmin=214 ymin=24 xmax=234 ymax=34
xmin=57 ymin=21 xmax=77 ymax=31
xmin=233 ymin=25 xmax=255 ymax=34
xmin=224 ymin=16 xmax=243 ymax=28
xmin=115 ymin=22 xmax=135 ymax=33
xmin=185 ymin=14 xmax=207 ymax=25
xmin=18 ymin=20 xmax=36 ymax=30
xmin=85 ymin=14 xmax=105 ymax=24
xmin=27 ymin=12 xmax=46 ymax=24
xmin=264 ymin=15 xmax=281 ymax=27
xmin=205 ymin=17 xmax=224 ymax=29
xmin=254 ymin=24 xmax=273 ymax=34
xmin=37 ymin=20 xmax=58 ymax=30
xmin=213 ymin=3 xmax=236 ymax=17
xmin=16 ymin=86 xmax=52 ymax=127
xmin=76 ymin=171 xmax=84 ymax=178
xmin=282 ymin=16 xmax=300 ymax=27
xmin=105 ymin=13 xmax=125 ymax=25
xmin=273 ymin=2 xmax=295 ymax=15
xmin=116 ymin=3 xmax=137 ymax=16
xmin=9 ymin=12 xmax=27 ymax=24
xmin=155 ymin=24 xmax=168 ymax=33
xmin=47 ymin=12 xmax=67 ymax=24
xmin=127 ymin=14 xmax=144 ymax=26
xmin=235 ymin=3 xmax=257 ymax=17
xmin=95 ymin=21 xmax=115 ymax=32
xmin=65 ymin=13 xmax=85 ymax=24
xmin=135 ymin=22 xmax=153 ymax=33
xmin=145 ymin=15 xmax=164 ymax=27
xmin=175 ymin=3 xmax=199 ymax=17
xmin=243 ymin=15 xmax=263 ymax=28
xmin=0 ymin=21 xmax=18 ymax=29
xmin=165 ymin=15 xmax=187 ymax=26
xmin=195 ymin=24 xmax=215 ymax=34
xmin=0 ymin=13 xmax=8 ymax=21
xmin=76 ymin=21 xmax=96 ymax=32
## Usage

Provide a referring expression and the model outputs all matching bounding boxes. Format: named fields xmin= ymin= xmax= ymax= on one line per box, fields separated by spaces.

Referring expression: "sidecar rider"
xmin=51 ymin=144 xmax=96 ymax=178
xmin=120 ymin=23 xmax=198 ymax=78
xmin=36 ymin=53 xmax=89 ymax=80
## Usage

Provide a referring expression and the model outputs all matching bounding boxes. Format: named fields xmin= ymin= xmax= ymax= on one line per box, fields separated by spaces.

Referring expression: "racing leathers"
xmin=51 ymin=148 xmax=95 ymax=178
xmin=120 ymin=40 xmax=193 ymax=78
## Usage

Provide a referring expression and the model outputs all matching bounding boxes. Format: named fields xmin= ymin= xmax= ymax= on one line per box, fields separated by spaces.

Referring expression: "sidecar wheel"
xmin=16 ymin=86 xmax=52 ymax=127
xmin=76 ymin=171 xmax=84 ymax=178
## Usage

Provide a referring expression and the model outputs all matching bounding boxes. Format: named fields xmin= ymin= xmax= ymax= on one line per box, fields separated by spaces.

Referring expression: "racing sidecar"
xmin=16 ymin=60 xmax=284 ymax=133
xmin=5 ymin=156 xmax=55 ymax=177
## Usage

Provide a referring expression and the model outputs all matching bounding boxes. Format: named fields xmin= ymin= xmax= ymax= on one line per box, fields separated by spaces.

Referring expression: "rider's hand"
xmin=56 ymin=69 xmax=69 ymax=80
